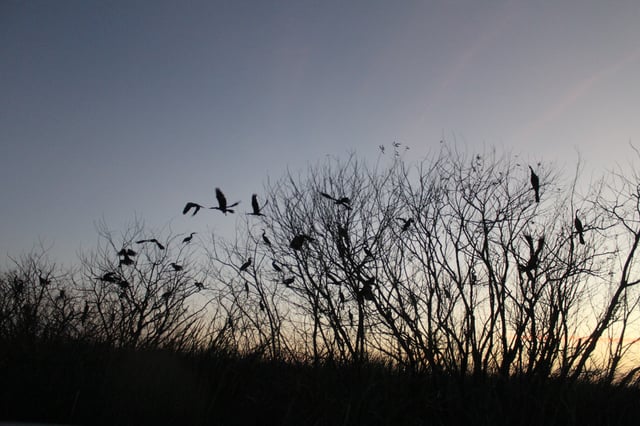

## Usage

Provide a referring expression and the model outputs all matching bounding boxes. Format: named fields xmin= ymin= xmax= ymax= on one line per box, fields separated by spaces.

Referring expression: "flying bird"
xmin=575 ymin=211 xmax=585 ymax=244
xmin=136 ymin=239 xmax=165 ymax=250
xmin=529 ymin=166 xmax=540 ymax=203
xmin=290 ymin=234 xmax=314 ymax=250
xmin=211 ymin=187 xmax=240 ymax=215
xmin=248 ymin=194 xmax=267 ymax=216
xmin=182 ymin=232 xmax=196 ymax=244
xmin=399 ymin=217 xmax=414 ymax=232
xmin=239 ymin=258 xmax=252 ymax=272
xmin=319 ymin=191 xmax=352 ymax=209
xmin=183 ymin=202 xmax=205 ymax=216
xmin=170 ymin=262 xmax=183 ymax=271
xmin=117 ymin=248 xmax=137 ymax=257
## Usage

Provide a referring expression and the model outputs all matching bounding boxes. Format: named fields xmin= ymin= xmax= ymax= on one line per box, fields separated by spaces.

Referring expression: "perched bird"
xmin=194 ymin=282 xmax=205 ymax=291
xmin=136 ymin=239 xmax=165 ymax=250
xmin=161 ymin=290 xmax=172 ymax=301
xmin=39 ymin=276 xmax=51 ymax=286
xmin=359 ymin=277 xmax=375 ymax=301
xmin=575 ymin=211 xmax=585 ymax=244
xmin=183 ymin=202 xmax=205 ymax=216
xmin=272 ymin=260 xmax=283 ymax=273
xmin=117 ymin=279 xmax=130 ymax=289
xmin=262 ymin=230 xmax=272 ymax=247
xmin=211 ymin=187 xmax=240 ymax=215
xmin=399 ymin=217 xmax=414 ymax=232
xmin=290 ymin=234 xmax=314 ymax=250
xmin=529 ymin=166 xmax=540 ymax=203
xmin=239 ymin=258 xmax=252 ymax=272
xmin=182 ymin=232 xmax=196 ymax=244
xmin=100 ymin=272 xmax=118 ymax=283
xmin=170 ymin=262 xmax=183 ymax=271
xmin=319 ymin=191 xmax=352 ymax=209
xmin=283 ymin=277 xmax=295 ymax=286
xmin=248 ymin=194 xmax=267 ymax=216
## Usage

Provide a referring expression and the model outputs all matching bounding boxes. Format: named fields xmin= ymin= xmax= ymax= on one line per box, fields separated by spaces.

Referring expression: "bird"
xmin=399 ymin=217 xmax=414 ymax=232
xmin=239 ymin=258 xmax=252 ymax=272
xmin=100 ymin=272 xmax=118 ymax=283
xmin=183 ymin=202 xmax=205 ymax=216
xmin=262 ymin=230 xmax=272 ymax=247
xmin=119 ymin=255 xmax=134 ymax=266
xmin=529 ymin=166 xmax=540 ymax=203
xmin=117 ymin=279 xmax=130 ymax=289
xmin=170 ymin=262 xmax=183 ymax=271
xmin=117 ymin=248 xmax=137 ymax=257
xmin=39 ymin=276 xmax=51 ymax=286
xmin=194 ymin=282 xmax=205 ymax=291
xmin=182 ymin=232 xmax=196 ymax=244
xmin=211 ymin=187 xmax=240 ymax=215
xmin=248 ymin=194 xmax=267 ymax=216
xmin=136 ymin=239 xmax=165 ymax=250
xmin=319 ymin=191 xmax=352 ymax=209
xmin=161 ymin=290 xmax=172 ymax=301
xmin=359 ymin=277 xmax=375 ymax=301
xmin=283 ymin=277 xmax=295 ymax=286
xmin=575 ymin=211 xmax=585 ymax=244
xmin=290 ymin=234 xmax=313 ymax=250
xmin=272 ymin=260 xmax=282 ymax=273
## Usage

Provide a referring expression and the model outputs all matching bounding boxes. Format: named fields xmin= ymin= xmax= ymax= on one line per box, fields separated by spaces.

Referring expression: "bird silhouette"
xmin=399 ymin=217 xmax=414 ymax=232
xmin=359 ymin=277 xmax=375 ymax=301
xmin=575 ymin=211 xmax=585 ymax=244
xmin=319 ymin=191 xmax=352 ymax=209
xmin=290 ymin=234 xmax=314 ymax=250
xmin=262 ymin=230 xmax=272 ymax=247
xmin=283 ymin=277 xmax=295 ymax=286
xmin=117 ymin=248 xmax=137 ymax=257
xmin=183 ymin=202 xmax=205 ymax=216
xmin=211 ymin=188 xmax=240 ymax=215
xmin=100 ymin=272 xmax=119 ymax=283
xmin=248 ymin=194 xmax=267 ymax=216
xmin=136 ymin=239 xmax=165 ymax=250
xmin=529 ymin=166 xmax=540 ymax=203
xmin=170 ymin=262 xmax=183 ymax=271
xmin=272 ymin=260 xmax=282 ymax=273
xmin=161 ymin=290 xmax=172 ymax=301
xmin=194 ymin=282 xmax=205 ymax=291
xmin=239 ymin=258 xmax=252 ymax=272
xmin=182 ymin=232 xmax=196 ymax=244
xmin=119 ymin=255 xmax=134 ymax=266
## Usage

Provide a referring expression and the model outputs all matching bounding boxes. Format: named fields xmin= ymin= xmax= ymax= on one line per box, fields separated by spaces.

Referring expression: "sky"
xmin=1 ymin=0 xmax=640 ymax=266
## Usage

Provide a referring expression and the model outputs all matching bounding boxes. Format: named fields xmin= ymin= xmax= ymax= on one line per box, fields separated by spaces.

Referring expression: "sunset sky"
xmin=2 ymin=0 xmax=640 ymax=264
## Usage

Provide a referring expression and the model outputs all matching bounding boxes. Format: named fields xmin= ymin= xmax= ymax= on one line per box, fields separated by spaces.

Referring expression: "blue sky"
xmin=1 ymin=0 xmax=640 ymax=265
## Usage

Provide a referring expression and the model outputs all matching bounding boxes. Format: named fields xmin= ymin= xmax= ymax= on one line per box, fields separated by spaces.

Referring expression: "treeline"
xmin=2 ymin=146 xmax=640 ymax=386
